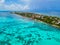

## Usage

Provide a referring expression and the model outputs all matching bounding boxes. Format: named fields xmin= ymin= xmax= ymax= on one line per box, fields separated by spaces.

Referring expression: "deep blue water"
xmin=28 ymin=0 xmax=60 ymax=17
xmin=0 ymin=12 xmax=60 ymax=45
xmin=28 ymin=11 xmax=60 ymax=17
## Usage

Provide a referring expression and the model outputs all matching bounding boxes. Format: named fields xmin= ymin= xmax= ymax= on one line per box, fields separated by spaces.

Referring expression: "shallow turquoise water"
xmin=0 ymin=12 xmax=60 ymax=45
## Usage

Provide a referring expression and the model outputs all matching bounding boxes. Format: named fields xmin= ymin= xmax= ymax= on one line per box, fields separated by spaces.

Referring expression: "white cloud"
xmin=21 ymin=0 xmax=30 ymax=2
xmin=0 ymin=0 xmax=30 ymax=11
xmin=0 ymin=0 xmax=5 ymax=6
xmin=22 ymin=5 xmax=30 ymax=10
xmin=4 ymin=4 xmax=30 ymax=11
xmin=0 ymin=0 xmax=5 ymax=3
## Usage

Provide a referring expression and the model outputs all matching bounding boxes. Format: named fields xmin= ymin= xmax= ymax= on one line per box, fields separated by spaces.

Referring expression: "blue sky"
xmin=0 ymin=0 xmax=60 ymax=13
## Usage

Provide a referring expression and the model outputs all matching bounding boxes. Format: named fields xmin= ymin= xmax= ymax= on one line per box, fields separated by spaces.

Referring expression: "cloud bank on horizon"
xmin=0 ymin=0 xmax=60 ymax=12
xmin=0 ymin=0 xmax=30 ymax=11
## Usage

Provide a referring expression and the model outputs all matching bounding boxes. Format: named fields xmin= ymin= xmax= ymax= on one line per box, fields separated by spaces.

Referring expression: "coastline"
xmin=11 ymin=12 xmax=60 ymax=28
xmin=33 ymin=18 xmax=60 ymax=28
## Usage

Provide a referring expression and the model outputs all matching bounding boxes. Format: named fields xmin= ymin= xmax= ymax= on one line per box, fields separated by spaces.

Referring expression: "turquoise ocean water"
xmin=0 ymin=12 xmax=60 ymax=45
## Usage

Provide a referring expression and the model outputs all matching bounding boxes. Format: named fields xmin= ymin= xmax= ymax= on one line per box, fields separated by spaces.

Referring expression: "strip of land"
xmin=11 ymin=12 xmax=60 ymax=28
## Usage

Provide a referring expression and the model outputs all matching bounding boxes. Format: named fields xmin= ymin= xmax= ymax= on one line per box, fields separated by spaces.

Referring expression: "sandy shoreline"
xmin=14 ymin=13 xmax=60 ymax=28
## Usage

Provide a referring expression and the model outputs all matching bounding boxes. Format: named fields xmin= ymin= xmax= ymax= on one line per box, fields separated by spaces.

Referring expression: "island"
xmin=11 ymin=12 xmax=60 ymax=28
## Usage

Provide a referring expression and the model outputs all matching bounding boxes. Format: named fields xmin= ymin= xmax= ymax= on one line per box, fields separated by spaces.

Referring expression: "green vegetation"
xmin=11 ymin=12 xmax=60 ymax=28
